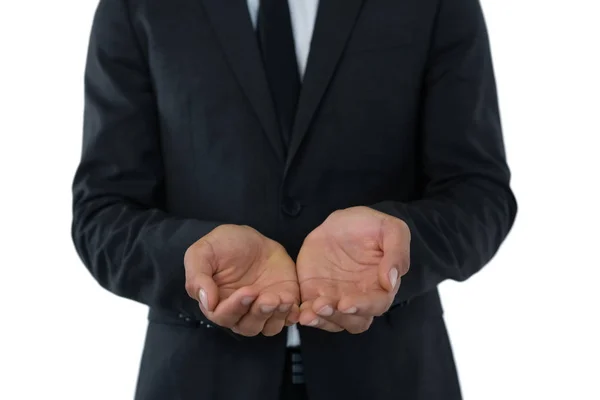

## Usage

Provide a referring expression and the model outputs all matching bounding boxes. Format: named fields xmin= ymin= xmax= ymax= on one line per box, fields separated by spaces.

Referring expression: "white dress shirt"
xmin=246 ymin=0 xmax=320 ymax=347
xmin=247 ymin=0 xmax=319 ymax=77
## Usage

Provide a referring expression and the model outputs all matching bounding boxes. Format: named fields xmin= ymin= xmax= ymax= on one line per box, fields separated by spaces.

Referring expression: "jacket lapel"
xmin=202 ymin=0 xmax=285 ymax=162
xmin=284 ymin=0 xmax=364 ymax=175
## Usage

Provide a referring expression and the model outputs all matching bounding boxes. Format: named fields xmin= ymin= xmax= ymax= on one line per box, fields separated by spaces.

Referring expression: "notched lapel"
xmin=202 ymin=0 xmax=285 ymax=162
xmin=285 ymin=0 xmax=364 ymax=175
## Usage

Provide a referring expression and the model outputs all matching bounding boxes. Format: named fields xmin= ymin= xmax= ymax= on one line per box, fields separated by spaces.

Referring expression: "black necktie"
xmin=257 ymin=0 xmax=301 ymax=149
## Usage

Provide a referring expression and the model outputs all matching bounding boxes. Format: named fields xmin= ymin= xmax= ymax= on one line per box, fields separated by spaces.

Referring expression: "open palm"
xmin=297 ymin=215 xmax=385 ymax=303
xmin=184 ymin=225 xmax=300 ymax=336
xmin=202 ymin=226 xmax=298 ymax=300
xmin=296 ymin=207 xmax=410 ymax=332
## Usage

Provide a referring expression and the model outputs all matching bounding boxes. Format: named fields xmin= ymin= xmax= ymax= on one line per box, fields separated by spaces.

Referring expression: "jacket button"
xmin=281 ymin=196 xmax=302 ymax=217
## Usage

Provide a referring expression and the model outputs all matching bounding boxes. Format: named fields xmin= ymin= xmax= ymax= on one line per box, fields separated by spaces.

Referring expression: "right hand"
xmin=184 ymin=225 xmax=300 ymax=337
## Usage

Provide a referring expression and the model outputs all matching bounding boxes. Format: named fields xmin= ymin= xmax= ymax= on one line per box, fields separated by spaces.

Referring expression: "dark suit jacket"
xmin=72 ymin=0 xmax=517 ymax=399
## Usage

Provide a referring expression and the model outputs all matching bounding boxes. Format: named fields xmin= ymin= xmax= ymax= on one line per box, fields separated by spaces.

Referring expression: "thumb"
xmin=192 ymin=273 xmax=219 ymax=313
xmin=184 ymin=242 xmax=220 ymax=313
xmin=378 ymin=218 xmax=411 ymax=293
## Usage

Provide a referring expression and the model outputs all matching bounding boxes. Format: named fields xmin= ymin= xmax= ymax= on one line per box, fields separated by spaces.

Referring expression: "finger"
xmin=285 ymin=304 xmax=301 ymax=326
xmin=337 ymin=290 xmax=395 ymax=317
xmin=299 ymin=302 xmax=343 ymax=332
xmin=184 ymin=241 xmax=219 ymax=312
xmin=278 ymin=288 xmax=300 ymax=314
xmin=276 ymin=286 xmax=300 ymax=327
xmin=234 ymin=292 xmax=280 ymax=337
xmin=262 ymin=302 xmax=291 ymax=337
xmin=262 ymin=290 xmax=297 ymax=336
xmin=206 ymin=286 xmax=258 ymax=328
xmin=311 ymin=296 xmax=339 ymax=318
xmin=262 ymin=316 xmax=286 ymax=337
xmin=320 ymin=312 xmax=374 ymax=334
xmin=313 ymin=296 xmax=373 ymax=334
xmin=378 ymin=218 xmax=411 ymax=292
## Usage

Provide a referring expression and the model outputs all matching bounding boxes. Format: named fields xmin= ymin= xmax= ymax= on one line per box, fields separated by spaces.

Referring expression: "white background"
xmin=1 ymin=0 xmax=599 ymax=399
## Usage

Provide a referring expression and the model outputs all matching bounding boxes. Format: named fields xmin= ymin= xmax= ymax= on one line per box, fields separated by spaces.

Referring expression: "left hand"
xmin=296 ymin=206 xmax=411 ymax=333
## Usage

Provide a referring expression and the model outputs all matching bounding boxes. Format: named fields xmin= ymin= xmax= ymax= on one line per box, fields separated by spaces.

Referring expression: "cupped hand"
xmin=296 ymin=206 xmax=410 ymax=334
xmin=184 ymin=225 xmax=300 ymax=337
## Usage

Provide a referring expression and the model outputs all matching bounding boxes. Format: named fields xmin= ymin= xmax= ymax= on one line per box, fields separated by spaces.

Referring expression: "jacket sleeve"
xmin=71 ymin=0 xmax=218 ymax=318
xmin=371 ymin=0 xmax=517 ymax=304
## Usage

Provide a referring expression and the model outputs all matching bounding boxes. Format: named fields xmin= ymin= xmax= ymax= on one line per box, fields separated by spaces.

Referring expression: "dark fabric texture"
xmin=72 ymin=0 xmax=517 ymax=399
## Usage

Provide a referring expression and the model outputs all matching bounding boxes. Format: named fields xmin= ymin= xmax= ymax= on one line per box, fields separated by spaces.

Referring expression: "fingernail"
xmin=198 ymin=288 xmax=208 ymax=310
xmin=308 ymin=318 xmax=320 ymax=327
xmin=389 ymin=268 xmax=399 ymax=289
xmin=231 ymin=326 xmax=240 ymax=334
xmin=279 ymin=304 xmax=292 ymax=312
xmin=317 ymin=306 xmax=334 ymax=316
xmin=342 ymin=307 xmax=357 ymax=315
xmin=241 ymin=296 xmax=256 ymax=306
xmin=260 ymin=305 xmax=276 ymax=313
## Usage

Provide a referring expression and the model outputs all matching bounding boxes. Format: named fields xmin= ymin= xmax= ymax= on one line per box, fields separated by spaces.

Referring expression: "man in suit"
xmin=71 ymin=0 xmax=517 ymax=398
